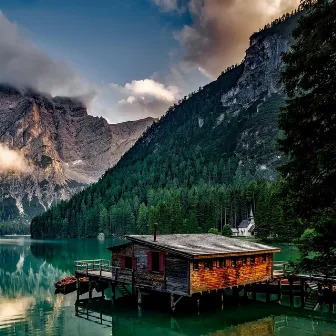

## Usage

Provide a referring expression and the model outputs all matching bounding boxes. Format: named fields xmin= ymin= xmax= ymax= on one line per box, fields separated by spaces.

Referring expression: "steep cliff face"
xmin=220 ymin=15 xmax=301 ymax=179
xmin=0 ymin=86 xmax=154 ymax=226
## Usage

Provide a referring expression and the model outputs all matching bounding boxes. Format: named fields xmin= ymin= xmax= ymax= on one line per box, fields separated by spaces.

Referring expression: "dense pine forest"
xmin=30 ymin=2 xmax=327 ymax=247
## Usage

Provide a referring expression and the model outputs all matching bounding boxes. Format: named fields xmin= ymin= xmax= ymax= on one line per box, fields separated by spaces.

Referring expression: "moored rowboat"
xmin=55 ymin=276 xmax=89 ymax=294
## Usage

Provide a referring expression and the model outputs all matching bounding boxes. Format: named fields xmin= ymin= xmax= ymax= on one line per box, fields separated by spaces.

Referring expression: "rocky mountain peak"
xmin=0 ymin=85 xmax=154 ymax=230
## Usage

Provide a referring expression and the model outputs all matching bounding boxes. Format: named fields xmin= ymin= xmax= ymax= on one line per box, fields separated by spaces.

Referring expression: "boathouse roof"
xmin=124 ymin=234 xmax=280 ymax=259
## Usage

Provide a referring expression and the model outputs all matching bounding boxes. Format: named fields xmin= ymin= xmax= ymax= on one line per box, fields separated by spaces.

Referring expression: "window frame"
xmin=193 ymin=261 xmax=199 ymax=270
xmin=250 ymin=256 xmax=255 ymax=265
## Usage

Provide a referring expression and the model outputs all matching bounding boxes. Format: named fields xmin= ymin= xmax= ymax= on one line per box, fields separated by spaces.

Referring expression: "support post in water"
xmin=221 ymin=290 xmax=224 ymax=310
xmin=138 ymin=289 xmax=142 ymax=317
xmin=278 ymin=279 xmax=282 ymax=303
xmin=252 ymin=284 xmax=257 ymax=301
xmin=243 ymin=286 xmax=248 ymax=302
xmin=112 ymin=284 xmax=116 ymax=303
xmin=329 ymin=282 xmax=334 ymax=312
xmin=232 ymin=287 xmax=240 ymax=305
xmin=170 ymin=294 xmax=175 ymax=312
xmin=265 ymin=282 xmax=270 ymax=303
xmin=89 ymin=281 xmax=93 ymax=302
xmin=76 ymin=278 xmax=80 ymax=301
xmin=300 ymin=279 xmax=305 ymax=307
xmin=289 ymin=278 xmax=294 ymax=308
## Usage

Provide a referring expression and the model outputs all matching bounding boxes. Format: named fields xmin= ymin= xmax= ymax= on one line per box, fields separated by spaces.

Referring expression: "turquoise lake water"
xmin=0 ymin=236 xmax=335 ymax=336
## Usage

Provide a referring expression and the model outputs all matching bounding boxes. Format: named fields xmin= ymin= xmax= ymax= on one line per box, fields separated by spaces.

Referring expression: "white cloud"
xmin=155 ymin=0 xmax=301 ymax=78
xmin=108 ymin=79 xmax=180 ymax=119
xmin=0 ymin=11 xmax=95 ymax=98
xmin=153 ymin=0 xmax=183 ymax=12
xmin=0 ymin=144 xmax=32 ymax=173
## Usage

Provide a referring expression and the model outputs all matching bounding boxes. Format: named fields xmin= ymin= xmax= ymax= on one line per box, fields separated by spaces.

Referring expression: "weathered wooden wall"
xmin=166 ymin=253 xmax=189 ymax=295
xmin=133 ymin=244 xmax=165 ymax=291
xmin=111 ymin=244 xmax=133 ymax=283
xmin=190 ymin=254 xmax=273 ymax=294
xmin=111 ymin=243 xmax=190 ymax=295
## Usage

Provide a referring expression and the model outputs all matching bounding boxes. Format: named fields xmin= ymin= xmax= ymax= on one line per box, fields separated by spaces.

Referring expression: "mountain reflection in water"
xmin=0 ymin=237 xmax=335 ymax=336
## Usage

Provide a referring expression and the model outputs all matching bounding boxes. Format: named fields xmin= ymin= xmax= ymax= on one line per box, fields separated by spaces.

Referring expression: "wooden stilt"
xmin=112 ymin=284 xmax=116 ymax=303
xmin=243 ymin=287 xmax=248 ymax=302
xmin=329 ymin=282 xmax=334 ymax=312
xmin=76 ymin=278 xmax=80 ymax=301
xmin=102 ymin=289 xmax=105 ymax=299
xmin=170 ymin=294 xmax=175 ymax=312
xmin=100 ymin=309 xmax=103 ymax=324
xmin=197 ymin=298 xmax=200 ymax=315
xmin=289 ymin=278 xmax=294 ymax=308
xmin=266 ymin=282 xmax=270 ymax=303
xmin=300 ymin=279 xmax=305 ymax=308
xmin=252 ymin=284 xmax=257 ymax=301
xmin=233 ymin=287 xmax=240 ymax=305
xmin=138 ymin=289 xmax=142 ymax=317
xmin=221 ymin=290 xmax=224 ymax=310
xmin=278 ymin=279 xmax=282 ymax=303
xmin=89 ymin=281 xmax=93 ymax=302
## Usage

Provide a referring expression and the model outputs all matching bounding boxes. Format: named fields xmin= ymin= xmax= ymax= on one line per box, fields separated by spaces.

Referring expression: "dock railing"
xmin=74 ymin=259 xmax=120 ymax=279
xmin=273 ymin=261 xmax=289 ymax=277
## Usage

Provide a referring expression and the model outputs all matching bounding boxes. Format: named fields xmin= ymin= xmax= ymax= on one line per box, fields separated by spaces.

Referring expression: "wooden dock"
xmin=73 ymin=258 xmax=336 ymax=313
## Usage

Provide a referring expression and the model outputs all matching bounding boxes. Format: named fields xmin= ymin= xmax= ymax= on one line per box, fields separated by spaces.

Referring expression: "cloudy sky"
xmin=0 ymin=0 xmax=300 ymax=123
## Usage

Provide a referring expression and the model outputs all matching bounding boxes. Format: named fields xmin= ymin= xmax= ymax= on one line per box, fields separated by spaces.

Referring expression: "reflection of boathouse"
xmin=75 ymin=233 xmax=280 ymax=311
xmin=75 ymin=297 xmax=336 ymax=336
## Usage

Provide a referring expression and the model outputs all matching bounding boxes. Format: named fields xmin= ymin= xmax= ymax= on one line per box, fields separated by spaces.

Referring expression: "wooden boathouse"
xmin=75 ymin=233 xmax=281 ymax=311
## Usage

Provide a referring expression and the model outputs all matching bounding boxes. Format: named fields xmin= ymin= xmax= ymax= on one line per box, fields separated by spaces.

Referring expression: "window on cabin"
xmin=147 ymin=251 xmax=165 ymax=272
xmin=217 ymin=259 xmax=224 ymax=268
xmin=125 ymin=256 xmax=133 ymax=270
xmin=193 ymin=261 xmax=199 ymax=270
xmin=242 ymin=257 xmax=247 ymax=265
xmin=250 ymin=257 xmax=255 ymax=265
xmin=204 ymin=260 xmax=212 ymax=269
xmin=151 ymin=252 xmax=160 ymax=272
xmin=262 ymin=255 xmax=267 ymax=263
xmin=231 ymin=258 xmax=236 ymax=267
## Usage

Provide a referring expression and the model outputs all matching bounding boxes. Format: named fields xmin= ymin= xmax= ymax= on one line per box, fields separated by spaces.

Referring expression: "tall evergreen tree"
xmin=279 ymin=0 xmax=336 ymax=273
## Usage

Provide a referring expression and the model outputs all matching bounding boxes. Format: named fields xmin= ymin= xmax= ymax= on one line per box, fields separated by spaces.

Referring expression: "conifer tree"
xmin=280 ymin=0 xmax=336 ymax=273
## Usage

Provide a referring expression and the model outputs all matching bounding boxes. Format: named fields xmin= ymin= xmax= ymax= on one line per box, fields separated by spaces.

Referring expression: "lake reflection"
xmin=0 ymin=237 xmax=335 ymax=336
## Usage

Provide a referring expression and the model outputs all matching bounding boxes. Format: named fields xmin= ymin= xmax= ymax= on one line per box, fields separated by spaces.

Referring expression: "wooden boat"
xmin=55 ymin=276 xmax=90 ymax=294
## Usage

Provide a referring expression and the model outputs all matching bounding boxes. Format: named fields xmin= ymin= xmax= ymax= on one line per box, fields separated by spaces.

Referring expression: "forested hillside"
xmin=31 ymin=11 xmax=303 ymax=240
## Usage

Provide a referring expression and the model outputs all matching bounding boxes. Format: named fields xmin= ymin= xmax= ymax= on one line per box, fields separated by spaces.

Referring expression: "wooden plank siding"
xmin=165 ymin=254 xmax=189 ymax=295
xmin=111 ymin=244 xmax=134 ymax=284
xmin=110 ymin=240 xmax=276 ymax=296
xmin=133 ymin=244 xmax=166 ymax=291
xmin=190 ymin=254 xmax=273 ymax=294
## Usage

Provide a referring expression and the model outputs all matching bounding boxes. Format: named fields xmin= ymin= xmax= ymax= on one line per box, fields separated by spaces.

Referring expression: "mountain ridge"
xmin=0 ymin=85 xmax=154 ymax=233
